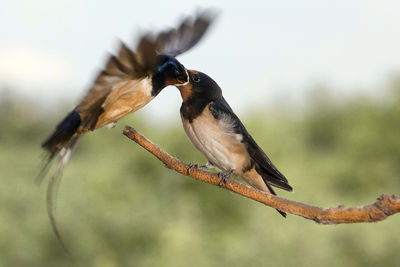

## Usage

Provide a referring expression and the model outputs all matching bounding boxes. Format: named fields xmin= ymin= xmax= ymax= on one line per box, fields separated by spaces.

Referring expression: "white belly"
xmin=181 ymin=105 xmax=250 ymax=173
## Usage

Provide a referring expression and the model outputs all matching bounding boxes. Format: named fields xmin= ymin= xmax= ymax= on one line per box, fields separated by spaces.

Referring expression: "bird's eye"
xmin=193 ymin=75 xmax=200 ymax=83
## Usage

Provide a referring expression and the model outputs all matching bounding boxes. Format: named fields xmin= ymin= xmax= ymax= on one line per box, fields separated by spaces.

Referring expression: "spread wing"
xmin=75 ymin=43 xmax=141 ymax=130
xmin=75 ymin=10 xmax=216 ymax=130
xmin=210 ymin=98 xmax=292 ymax=191
xmin=155 ymin=9 xmax=217 ymax=57
xmin=135 ymin=9 xmax=217 ymax=73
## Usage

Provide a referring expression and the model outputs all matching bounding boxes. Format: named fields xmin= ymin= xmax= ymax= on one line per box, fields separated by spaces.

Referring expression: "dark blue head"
xmin=151 ymin=55 xmax=188 ymax=96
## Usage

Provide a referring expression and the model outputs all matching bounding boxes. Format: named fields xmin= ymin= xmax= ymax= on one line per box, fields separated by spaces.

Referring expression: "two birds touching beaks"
xmin=40 ymin=9 xmax=293 ymax=252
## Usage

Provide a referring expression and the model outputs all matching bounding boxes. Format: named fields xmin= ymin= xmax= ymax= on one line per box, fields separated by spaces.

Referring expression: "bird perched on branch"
xmin=39 ymin=11 xmax=217 ymax=252
xmin=177 ymin=70 xmax=292 ymax=216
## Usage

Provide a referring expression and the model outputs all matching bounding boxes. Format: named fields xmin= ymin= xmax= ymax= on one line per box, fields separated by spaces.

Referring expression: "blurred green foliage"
xmin=0 ymin=81 xmax=399 ymax=267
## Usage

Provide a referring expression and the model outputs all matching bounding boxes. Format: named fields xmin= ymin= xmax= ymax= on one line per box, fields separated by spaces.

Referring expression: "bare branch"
xmin=123 ymin=126 xmax=400 ymax=224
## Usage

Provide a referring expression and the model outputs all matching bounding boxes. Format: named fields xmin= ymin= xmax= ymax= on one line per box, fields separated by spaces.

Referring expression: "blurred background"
xmin=1 ymin=1 xmax=400 ymax=266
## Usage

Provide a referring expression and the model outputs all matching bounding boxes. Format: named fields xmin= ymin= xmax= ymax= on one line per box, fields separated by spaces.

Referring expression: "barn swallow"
xmin=39 ymin=11 xmax=216 ymax=252
xmin=177 ymin=70 xmax=292 ymax=217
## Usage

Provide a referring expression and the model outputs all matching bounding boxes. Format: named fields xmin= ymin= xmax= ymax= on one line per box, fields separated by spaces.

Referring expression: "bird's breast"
xmin=95 ymin=77 xmax=154 ymax=128
xmin=181 ymin=104 xmax=251 ymax=172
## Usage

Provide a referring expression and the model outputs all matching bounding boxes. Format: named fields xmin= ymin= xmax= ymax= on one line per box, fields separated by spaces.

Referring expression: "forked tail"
xmin=39 ymin=110 xmax=83 ymax=253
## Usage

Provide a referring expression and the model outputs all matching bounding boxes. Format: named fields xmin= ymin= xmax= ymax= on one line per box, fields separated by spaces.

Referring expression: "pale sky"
xmin=1 ymin=0 xmax=400 ymax=120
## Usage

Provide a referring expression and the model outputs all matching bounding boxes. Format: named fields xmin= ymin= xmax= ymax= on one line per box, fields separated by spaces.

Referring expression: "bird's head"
xmin=151 ymin=55 xmax=189 ymax=95
xmin=176 ymin=69 xmax=222 ymax=102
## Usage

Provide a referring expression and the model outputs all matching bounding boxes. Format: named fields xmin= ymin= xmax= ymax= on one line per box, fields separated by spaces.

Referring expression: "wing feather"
xmin=210 ymin=98 xmax=292 ymax=191
xmin=74 ymin=11 xmax=216 ymax=130
xmin=155 ymin=10 xmax=217 ymax=57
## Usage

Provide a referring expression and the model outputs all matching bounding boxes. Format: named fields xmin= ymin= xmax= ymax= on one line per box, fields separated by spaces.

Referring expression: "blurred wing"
xmin=134 ymin=35 xmax=159 ymax=76
xmin=74 ymin=10 xmax=217 ymax=130
xmin=132 ymin=10 xmax=217 ymax=75
xmin=155 ymin=10 xmax=217 ymax=57
xmin=75 ymin=42 xmax=146 ymax=130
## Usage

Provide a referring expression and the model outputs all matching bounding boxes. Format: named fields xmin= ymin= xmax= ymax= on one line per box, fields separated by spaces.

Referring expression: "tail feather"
xmin=263 ymin=175 xmax=293 ymax=192
xmin=266 ymin=184 xmax=287 ymax=218
xmin=45 ymin=135 xmax=81 ymax=255
xmin=39 ymin=110 xmax=83 ymax=253
xmin=255 ymin=165 xmax=292 ymax=192
xmin=36 ymin=151 xmax=58 ymax=185
xmin=37 ymin=109 xmax=82 ymax=185
xmin=42 ymin=110 xmax=82 ymax=153
xmin=46 ymin=159 xmax=68 ymax=253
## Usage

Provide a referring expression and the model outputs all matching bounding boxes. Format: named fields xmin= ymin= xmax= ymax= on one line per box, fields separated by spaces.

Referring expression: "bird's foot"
xmin=217 ymin=170 xmax=233 ymax=187
xmin=187 ymin=162 xmax=199 ymax=175
xmin=187 ymin=162 xmax=214 ymax=174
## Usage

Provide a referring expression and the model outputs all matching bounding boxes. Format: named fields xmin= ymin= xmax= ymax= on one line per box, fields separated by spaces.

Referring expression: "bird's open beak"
xmin=176 ymin=70 xmax=193 ymax=101
xmin=176 ymin=69 xmax=189 ymax=86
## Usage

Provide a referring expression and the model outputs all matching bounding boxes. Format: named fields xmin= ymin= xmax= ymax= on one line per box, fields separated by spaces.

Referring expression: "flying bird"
xmin=177 ymin=70 xmax=292 ymax=216
xmin=39 ymin=11 xmax=216 ymax=252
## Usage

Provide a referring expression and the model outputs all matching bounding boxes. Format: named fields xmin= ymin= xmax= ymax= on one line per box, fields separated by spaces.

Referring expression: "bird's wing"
xmin=75 ymin=11 xmax=216 ymax=130
xmin=153 ymin=10 xmax=217 ymax=57
xmin=244 ymin=132 xmax=292 ymax=191
xmin=210 ymin=98 xmax=292 ymax=191
xmin=134 ymin=10 xmax=216 ymax=72
xmin=75 ymin=42 xmax=142 ymax=130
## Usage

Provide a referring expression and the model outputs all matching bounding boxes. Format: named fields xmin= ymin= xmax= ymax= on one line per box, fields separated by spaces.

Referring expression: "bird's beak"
xmin=176 ymin=69 xmax=189 ymax=86
xmin=176 ymin=71 xmax=192 ymax=101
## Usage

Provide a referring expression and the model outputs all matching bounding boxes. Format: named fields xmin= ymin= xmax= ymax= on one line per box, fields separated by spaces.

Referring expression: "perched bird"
xmin=177 ymin=70 xmax=292 ymax=216
xmin=39 ymin=11 xmax=216 ymax=252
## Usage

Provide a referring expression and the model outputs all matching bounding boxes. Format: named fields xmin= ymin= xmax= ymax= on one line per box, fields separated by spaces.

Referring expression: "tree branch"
xmin=123 ymin=126 xmax=400 ymax=224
